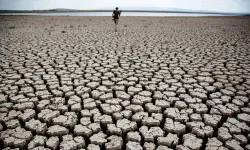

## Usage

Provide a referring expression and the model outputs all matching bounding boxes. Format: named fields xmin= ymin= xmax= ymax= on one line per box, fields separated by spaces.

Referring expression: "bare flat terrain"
xmin=0 ymin=16 xmax=250 ymax=150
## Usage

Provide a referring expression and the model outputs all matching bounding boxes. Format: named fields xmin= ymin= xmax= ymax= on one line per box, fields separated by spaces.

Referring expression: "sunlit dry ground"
xmin=0 ymin=16 xmax=250 ymax=150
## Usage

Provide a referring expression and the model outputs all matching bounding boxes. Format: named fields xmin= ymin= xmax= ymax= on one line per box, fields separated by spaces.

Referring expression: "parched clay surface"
xmin=0 ymin=16 xmax=250 ymax=149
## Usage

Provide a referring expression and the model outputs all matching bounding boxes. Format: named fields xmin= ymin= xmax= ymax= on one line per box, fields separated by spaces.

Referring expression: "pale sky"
xmin=0 ymin=0 xmax=250 ymax=13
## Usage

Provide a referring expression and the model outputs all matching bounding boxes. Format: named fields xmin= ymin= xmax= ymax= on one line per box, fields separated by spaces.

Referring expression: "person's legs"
xmin=114 ymin=19 xmax=119 ymax=31
xmin=116 ymin=19 xmax=119 ymax=25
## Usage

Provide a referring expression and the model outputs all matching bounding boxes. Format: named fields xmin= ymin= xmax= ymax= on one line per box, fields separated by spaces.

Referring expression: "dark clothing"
xmin=113 ymin=10 xmax=120 ymax=19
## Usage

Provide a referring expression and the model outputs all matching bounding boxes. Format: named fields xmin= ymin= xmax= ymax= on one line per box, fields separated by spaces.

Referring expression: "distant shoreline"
xmin=0 ymin=10 xmax=242 ymax=15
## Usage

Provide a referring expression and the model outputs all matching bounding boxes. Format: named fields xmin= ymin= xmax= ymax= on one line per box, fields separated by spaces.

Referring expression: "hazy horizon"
xmin=0 ymin=0 xmax=250 ymax=14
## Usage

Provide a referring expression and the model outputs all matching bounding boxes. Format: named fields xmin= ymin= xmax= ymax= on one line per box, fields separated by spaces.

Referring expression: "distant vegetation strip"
xmin=0 ymin=10 xmax=241 ymax=15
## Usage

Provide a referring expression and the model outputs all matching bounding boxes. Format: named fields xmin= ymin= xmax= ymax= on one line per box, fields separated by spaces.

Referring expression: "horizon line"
xmin=0 ymin=9 xmax=249 ymax=15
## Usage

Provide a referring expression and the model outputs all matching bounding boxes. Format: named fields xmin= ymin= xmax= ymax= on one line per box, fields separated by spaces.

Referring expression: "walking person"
xmin=112 ymin=7 xmax=121 ymax=32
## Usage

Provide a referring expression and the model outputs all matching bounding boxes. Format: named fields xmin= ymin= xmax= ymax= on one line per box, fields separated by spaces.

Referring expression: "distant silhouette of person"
xmin=112 ymin=7 xmax=121 ymax=32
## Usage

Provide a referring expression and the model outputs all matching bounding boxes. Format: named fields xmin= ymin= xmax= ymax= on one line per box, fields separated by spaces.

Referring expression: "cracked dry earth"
xmin=0 ymin=16 xmax=250 ymax=150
